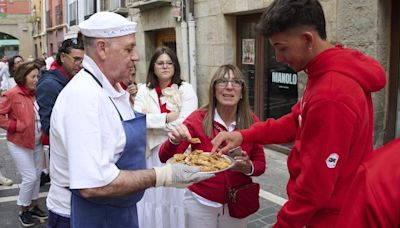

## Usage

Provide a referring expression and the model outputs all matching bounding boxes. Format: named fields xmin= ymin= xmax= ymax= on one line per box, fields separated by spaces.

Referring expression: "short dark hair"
xmin=56 ymin=35 xmax=84 ymax=65
xmin=256 ymin=0 xmax=327 ymax=39
xmin=13 ymin=62 xmax=40 ymax=86
xmin=33 ymin=58 xmax=46 ymax=69
xmin=146 ymin=46 xmax=183 ymax=89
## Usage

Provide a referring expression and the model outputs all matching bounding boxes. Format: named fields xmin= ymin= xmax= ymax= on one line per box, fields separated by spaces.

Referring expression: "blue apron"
xmin=70 ymin=69 xmax=146 ymax=228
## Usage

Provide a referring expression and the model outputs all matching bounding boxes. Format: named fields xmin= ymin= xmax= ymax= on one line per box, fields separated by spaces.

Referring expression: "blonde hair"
xmin=202 ymin=64 xmax=254 ymax=137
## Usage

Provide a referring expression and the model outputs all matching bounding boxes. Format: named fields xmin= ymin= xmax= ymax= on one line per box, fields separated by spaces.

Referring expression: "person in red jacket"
xmin=211 ymin=0 xmax=387 ymax=227
xmin=336 ymin=138 xmax=400 ymax=228
xmin=0 ymin=61 xmax=48 ymax=227
xmin=159 ymin=64 xmax=266 ymax=228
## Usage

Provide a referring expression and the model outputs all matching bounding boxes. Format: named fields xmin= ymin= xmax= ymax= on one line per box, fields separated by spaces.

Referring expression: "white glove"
xmin=154 ymin=163 xmax=214 ymax=188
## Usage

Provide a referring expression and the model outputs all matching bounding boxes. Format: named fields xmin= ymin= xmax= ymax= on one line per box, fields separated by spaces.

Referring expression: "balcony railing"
xmin=107 ymin=0 xmax=129 ymax=16
xmin=126 ymin=0 xmax=172 ymax=10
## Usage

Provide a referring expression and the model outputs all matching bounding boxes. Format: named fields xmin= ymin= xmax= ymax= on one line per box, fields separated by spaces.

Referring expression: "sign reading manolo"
xmin=271 ymin=71 xmax=298 ymax=85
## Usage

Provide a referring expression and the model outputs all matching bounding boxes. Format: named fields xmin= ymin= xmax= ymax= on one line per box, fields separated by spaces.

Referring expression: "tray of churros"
xmin=167 ymin=150 xmax=234 ymax=174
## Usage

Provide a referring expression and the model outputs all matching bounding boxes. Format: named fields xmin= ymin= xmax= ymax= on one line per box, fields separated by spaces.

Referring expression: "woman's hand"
xmin=230 ymin=150 xmax=253 ymax=174
xmin=168 ymin=124 xmax=192 ymax=144
xmin=126 ymin=83 xmax=138 ymax=96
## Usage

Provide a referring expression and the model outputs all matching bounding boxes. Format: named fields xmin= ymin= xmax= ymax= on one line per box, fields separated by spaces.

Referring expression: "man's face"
xmin=106 ymin=34 xmax=139 ymax=85
xmin=61 ymin=49 xmax=84 ymax=77
xmin=269 ymin=30 xmax=312 ymax=72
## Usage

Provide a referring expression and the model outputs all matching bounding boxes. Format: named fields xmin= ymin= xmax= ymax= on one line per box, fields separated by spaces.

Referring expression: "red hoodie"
xmin=336 ymin=138 xmax=400 ymax=228
xmin=240 ymin=45 xmax=386 ymax=227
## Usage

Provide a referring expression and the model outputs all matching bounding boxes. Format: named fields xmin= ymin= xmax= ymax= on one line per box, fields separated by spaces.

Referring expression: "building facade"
xmin=32 ymin=0 xmax=47 ymax=58
xmin=9 ymin=0 xmax=396 ymax=147
xmin=126 ymin=0 xmax=396 ymax=147
xmin=45 ymin=0 xmax=67 ymax=56
xmin=0 ymin=0 xmax=33 ymax=59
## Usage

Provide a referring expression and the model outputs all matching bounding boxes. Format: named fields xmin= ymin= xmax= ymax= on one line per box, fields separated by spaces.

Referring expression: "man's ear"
xmin=60 ymin=53 xmax=66 ymax=64
xmin=96 ymin=39 xmax=108 ymax=60
xmin=302 ymin=32 xmax=314 ymax=50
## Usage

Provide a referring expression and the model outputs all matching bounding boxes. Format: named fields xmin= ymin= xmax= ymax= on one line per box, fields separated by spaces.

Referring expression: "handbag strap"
xmin=223 ymin=169 xmax=232 ymax=188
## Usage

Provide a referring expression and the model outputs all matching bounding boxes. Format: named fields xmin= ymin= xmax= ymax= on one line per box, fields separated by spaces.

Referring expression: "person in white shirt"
xmin=1 ymin=55 xmax=23 ymax=92
xmin=46 ymin=11 xmax=213 ymax=228
xmin=135 ymin=46 xmax=198 ymax=228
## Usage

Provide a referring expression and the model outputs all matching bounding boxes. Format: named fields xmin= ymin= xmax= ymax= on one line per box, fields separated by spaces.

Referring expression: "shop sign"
xmin=271 ymin=71 xmax=297 ymax=85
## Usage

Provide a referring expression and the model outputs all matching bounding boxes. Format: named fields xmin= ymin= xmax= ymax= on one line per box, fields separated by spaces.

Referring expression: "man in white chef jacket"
xmin=46 ymin=12 xmax=212 ymax=228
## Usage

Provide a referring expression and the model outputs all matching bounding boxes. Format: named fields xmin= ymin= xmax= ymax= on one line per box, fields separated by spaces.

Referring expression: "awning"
xmin=0 ymin=39 xmax=19 ymax=46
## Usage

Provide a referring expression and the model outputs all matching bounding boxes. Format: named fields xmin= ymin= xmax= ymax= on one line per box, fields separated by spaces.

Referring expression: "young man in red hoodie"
xmin=336 ymin=138 xmax=400 ymax=228
xmin=211 ymin=0 xmax=387 ymax=227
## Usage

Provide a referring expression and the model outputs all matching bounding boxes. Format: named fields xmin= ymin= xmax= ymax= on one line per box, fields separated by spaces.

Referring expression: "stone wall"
xmin=131 ymin=6 xmax=185 ymax=84
xmin=335 ymin=0 xmax=390 ymax=146
xmin=193 ymin=0 xmax=390 ymax=146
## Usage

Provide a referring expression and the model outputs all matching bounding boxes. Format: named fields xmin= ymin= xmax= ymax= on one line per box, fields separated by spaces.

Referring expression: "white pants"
xmin=183 ymin=190 xmax=249 ymax=228
xmin=8 ymin=141 xmax=43 ymax=206
xmin=137 ymin=146 xmax=185 ymax=228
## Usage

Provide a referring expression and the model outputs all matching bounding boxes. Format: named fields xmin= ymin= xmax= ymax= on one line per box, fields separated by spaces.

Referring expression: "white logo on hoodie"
xmin=326 ymin=153 xmax=339 ymax=168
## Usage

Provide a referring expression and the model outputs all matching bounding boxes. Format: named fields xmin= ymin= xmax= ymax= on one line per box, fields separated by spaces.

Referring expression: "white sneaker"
xmin=0 ymin=175 xmax=13 ymax=186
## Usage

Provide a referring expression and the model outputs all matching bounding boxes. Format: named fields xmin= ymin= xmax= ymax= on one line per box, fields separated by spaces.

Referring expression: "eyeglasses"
xmin=64 ymin=53 xmax=83 ymax=65
xmin=155 ymin=61 xmax=174 ymax=68
xmin=215 ymin=79 xmax=244 ymax=88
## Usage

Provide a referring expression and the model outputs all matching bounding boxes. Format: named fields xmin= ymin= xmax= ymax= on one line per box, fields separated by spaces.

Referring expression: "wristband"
xmin=154 ymin=165 xmax=172 ymax=187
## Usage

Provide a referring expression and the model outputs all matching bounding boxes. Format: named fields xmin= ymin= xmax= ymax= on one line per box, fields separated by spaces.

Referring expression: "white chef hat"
xmin=79 ymin=11 xmax=137 ymax=38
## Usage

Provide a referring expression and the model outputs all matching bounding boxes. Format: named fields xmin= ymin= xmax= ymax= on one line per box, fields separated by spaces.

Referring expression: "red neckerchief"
xmin=50 ymin=61 xmax=72 ymax=81
xmin=17 ymin=85 xmax=35 ymax=97
xmin=119 ymin=82 xmax=128 ymax=90
xmin=155 ymin=82 xmax=173 ymax=113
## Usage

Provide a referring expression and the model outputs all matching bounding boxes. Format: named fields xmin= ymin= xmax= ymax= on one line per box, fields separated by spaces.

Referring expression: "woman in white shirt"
xmin=135 ymin=46 xmax=198 ymax=228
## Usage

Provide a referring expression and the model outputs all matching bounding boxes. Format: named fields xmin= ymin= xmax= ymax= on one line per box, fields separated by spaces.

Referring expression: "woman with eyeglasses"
xmin=135 ymin=46 xmax=198 ymax=228
xmin=0 ymin=62 xmax=48 ymax=227
xmin=158 ymin=64 xmax=266 ymax=228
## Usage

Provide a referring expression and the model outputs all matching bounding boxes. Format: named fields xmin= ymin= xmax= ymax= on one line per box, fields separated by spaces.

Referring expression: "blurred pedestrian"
xmin=0 ymin=170 xmax=13 ymax=186
xmin=33 ymin=58 xmax=46 ymax=72
xmin=0 ymin=58 xmax=16 ymax=186
xmin=45 ymin=55 xmax=54 ymax=70
xmin=0 ymin=58 xmax=9 ymax=96
xmin=211 ymin=0 xmax=386 ymax=227
xmin=36 ymin=38 xmax=84 ymax=187
xmin=159 ymin=64 xmax=266 ymax=228
xmin=134 ymin=46 xmax=198 ymax=228
xmin=1 ymin=55 xmax=23 ymax=92
xmin=0 ymin=61 xmax=48 ymax=227
xmin=36 ymin=38 xmax=84 ymax=146
xmin=120 ymin=64 xmax=138 ymax=105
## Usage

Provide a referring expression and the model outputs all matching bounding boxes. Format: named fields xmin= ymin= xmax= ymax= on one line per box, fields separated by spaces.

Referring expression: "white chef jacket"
xmin=47 ymin=55 xmax=135 ymax=216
